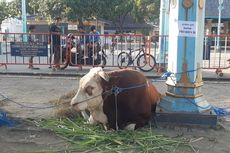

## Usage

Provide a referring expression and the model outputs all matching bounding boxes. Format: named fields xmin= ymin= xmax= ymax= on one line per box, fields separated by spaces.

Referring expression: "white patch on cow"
xmin=98 ymin=71 xmax=109 ymax=82
xmin=124 ymin=123 xmax=136 ymax=130
xmin=88 ymin=115 xmax=98 ymax=125
xmin=71 ymin=67 xmax=109 ymax=125
xmin=81 ymin=111 xmax=90 ymax=120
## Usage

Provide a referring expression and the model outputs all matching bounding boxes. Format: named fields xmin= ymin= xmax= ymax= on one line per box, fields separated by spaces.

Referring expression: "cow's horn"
xmin=98 ymin=71 xmax=109 ymax=82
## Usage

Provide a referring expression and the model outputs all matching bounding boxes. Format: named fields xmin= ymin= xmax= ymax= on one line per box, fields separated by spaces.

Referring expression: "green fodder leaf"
xmin=35 ymin=117 xmax=197 ymax=153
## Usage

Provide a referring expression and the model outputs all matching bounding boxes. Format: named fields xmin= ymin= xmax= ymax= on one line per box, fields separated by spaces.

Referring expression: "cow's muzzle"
xmin=70 ymin=102 xmax=81 ymax=112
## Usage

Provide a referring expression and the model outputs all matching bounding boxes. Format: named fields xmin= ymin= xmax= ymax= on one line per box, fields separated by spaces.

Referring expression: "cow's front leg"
xmin=87 ymin=115 xmax=98 ymax=125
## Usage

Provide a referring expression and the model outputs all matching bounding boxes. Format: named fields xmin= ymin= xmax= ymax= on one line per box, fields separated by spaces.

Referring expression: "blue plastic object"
xmin=0 ymin=112 xmax=15 ymax=127
xmin=213 ymin=107 xmax=230 ymax=116
xmin=161 ymin=71 xmax=173 ymax=78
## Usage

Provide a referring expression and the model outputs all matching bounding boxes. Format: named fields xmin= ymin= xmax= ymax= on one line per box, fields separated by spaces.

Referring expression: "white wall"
xmin=1 ymin=18 xmax=22 ymax=33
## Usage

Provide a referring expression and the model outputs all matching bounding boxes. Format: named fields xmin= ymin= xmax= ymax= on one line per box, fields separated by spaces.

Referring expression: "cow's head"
xmin=71 ymin=67 xmax=109 ymax=112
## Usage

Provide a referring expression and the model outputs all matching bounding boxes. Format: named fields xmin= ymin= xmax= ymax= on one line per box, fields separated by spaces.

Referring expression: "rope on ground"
xmin=0 ymin=92 xmax=59 ymax=109
xmin=0 ymin=90 xmax=112 ymax=110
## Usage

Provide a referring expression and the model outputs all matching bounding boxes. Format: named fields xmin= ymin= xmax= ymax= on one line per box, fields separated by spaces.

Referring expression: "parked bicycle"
xmin=117 ymin=45 xmax=156 ymax=72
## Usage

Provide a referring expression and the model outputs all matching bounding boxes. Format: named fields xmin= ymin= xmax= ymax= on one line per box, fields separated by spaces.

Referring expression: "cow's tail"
xmin=147 ymin=82 xmax=161 ymax=127
xmin=147 ymin=84 xmax=161 ymax=112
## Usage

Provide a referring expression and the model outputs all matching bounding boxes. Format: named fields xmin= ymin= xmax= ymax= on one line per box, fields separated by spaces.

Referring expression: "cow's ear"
xmin=98 ymin=71 xmax=109 ymax=82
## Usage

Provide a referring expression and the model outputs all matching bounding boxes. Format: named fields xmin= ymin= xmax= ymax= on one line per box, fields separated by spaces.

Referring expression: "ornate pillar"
xmin=159 ymin=0 xmax=213 ymax=113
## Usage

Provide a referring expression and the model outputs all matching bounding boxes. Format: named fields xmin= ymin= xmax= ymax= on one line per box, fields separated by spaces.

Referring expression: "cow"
xmin=71 ymin=67 xmax=161 ymax=130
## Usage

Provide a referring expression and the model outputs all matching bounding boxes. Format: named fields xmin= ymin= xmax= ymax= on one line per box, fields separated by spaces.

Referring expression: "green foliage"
xmin=98 ymin=0 xmax=160 ymax=33
xmin=133 ymin=0 xmax=160 ymax=22
xmin=6 ymin=0 xmax=21 ymax=18
xmin=1 ymin=0 xmax=160 ymax=33
xmin=27 ymin=0 xmax=40 ymax=15
xmin=36 ymin=0 xmax=67 ymax=20
xmin=0 ymin=1 xmax=9 ymax=24
xmin=99 ymin=0 xmax=134 ymax=32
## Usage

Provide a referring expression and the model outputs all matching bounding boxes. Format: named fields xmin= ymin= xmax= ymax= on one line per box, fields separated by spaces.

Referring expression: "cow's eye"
xmin=85 ymin=86 xmax=94 ymax=96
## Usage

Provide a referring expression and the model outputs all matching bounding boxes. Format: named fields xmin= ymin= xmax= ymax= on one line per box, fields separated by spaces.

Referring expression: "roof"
xmin=205 ymin=0 xmax=230 ymax=19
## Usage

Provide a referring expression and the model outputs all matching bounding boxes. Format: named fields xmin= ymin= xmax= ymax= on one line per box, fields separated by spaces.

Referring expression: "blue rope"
xmin=161 ymin=68 xmax=202 ymax=79
xmin=0 ymin=112 xmax=15 ymax=127
xmin=111 ymin=84 xmax=146 ymax=94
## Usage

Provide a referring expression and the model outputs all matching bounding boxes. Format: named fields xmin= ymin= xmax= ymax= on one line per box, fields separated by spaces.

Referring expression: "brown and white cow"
xmin=71 ymin=67 xmax=161 ymax=130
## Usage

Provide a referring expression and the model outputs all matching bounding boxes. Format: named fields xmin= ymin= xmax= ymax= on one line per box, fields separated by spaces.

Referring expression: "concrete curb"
xmin=1 ymin=71 xmax=230 ymax=81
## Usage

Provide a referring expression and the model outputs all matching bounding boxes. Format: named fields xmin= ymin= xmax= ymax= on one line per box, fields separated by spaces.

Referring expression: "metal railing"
xmin=0 ymin=32 xmax=229 ymax=76
xmin=0 ymin=33 xmax=155 ymax=71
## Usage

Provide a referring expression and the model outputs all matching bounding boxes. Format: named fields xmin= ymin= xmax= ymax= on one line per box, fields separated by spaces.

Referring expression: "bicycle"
xmin=117 ymin=45 xmax=156 ymax=72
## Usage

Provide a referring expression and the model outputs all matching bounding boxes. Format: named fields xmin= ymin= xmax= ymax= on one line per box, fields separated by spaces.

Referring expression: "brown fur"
xmin=101 ymin=69 xmax=161 ymax=130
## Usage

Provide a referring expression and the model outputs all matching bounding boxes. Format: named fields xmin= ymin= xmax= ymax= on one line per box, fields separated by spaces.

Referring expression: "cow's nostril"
xmin=71 ymin=103 xmax=80 ymax=112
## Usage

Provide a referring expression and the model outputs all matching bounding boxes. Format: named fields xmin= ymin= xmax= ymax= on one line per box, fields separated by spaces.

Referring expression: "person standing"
xmin=78 ymin=26 xmax=90 ymax=58
xmin=89 ymin=25 xmax=100 ymax=58
xmin=49 ymin=17 xmax=62 ymax=71
xmin=89 ymin=25 xmax=100 ymax=44
xmin=28 ymin=25 xmax=40 ymax=69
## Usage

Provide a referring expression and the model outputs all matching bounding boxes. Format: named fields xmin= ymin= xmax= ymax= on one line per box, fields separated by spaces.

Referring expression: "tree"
xmin=0 ymin=1 xmax=9 ymax=24
xmin=98 ymin=0 xmax=134 ymax=33
xmin=7 ymin=0 xmax=21 ymax=18
xmin=1 ymin=0 xmax=41 ymax=19
xmin=37 ymin=0 xmax=67 ymax=20
xmin=63 ymin=0 xmax=103 ymax=27
xmin=1 ymin=0 xmax=160 ymax=33
xmin=28 ymin=0 xmax=40 ymax=15
xmin=133 ymin=0 xmax=160 ymax=23
xmin=98 ymin=0 xmax=160 ymax=33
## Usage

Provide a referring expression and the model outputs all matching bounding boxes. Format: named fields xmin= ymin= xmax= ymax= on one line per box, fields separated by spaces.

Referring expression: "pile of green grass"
xmin=35 ymin=117 xmax=197 ymax=153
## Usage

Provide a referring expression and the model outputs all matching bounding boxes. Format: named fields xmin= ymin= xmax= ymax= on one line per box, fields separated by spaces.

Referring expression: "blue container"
xmin=0 ymin=112 xmax=15 ymax=127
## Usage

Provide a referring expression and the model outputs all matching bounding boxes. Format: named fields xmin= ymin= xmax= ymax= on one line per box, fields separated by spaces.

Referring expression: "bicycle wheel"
xmin=137 ymin=54 xmax=156 ymax=72
xmin=117 ymin=52 xmax=131 ymax=69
